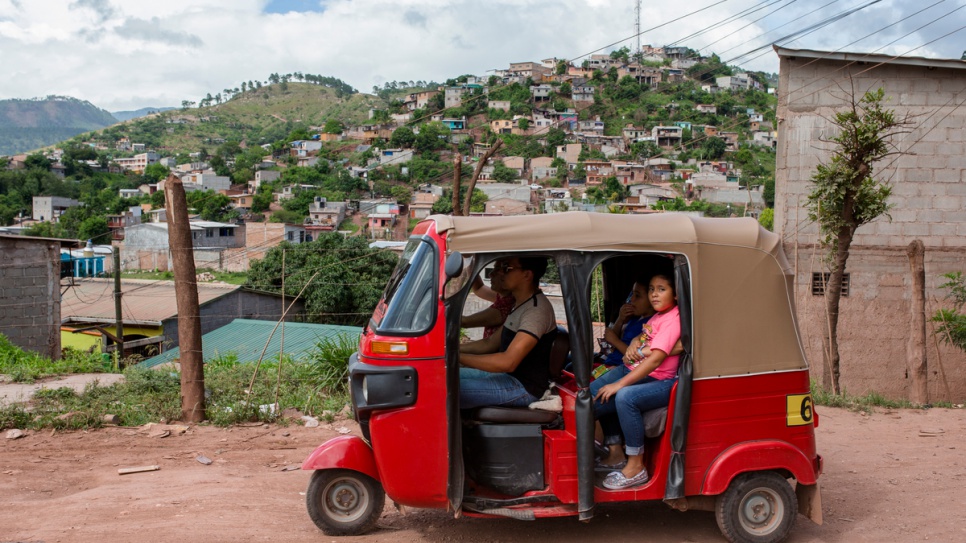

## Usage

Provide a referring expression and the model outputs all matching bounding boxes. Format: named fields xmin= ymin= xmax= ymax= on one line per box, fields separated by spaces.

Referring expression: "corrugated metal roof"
xmin=774 ymin=46 xmax=966 ymax=71
xmin=0 ymin=233 xmax=81 ymax=247
xmin=138 ymin=319 xmax=361 ymax=368
xmin=192 ymin=221 xmax=237 ymax=228
xmin=61 ymin=278 xmax=240 ymax=326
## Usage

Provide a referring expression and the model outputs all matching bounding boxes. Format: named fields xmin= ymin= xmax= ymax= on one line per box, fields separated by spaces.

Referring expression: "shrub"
xmin=933 ymin=272 xmax=966 ymax=352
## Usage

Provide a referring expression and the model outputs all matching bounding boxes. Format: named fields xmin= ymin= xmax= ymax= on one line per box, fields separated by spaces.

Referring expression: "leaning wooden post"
xmin=164 ymin=174 xmax=206 ymax=422
xmin=452 ymin=150 xmax=462 ymax=216
xmin=906 ymin=239 xmax=927 ymax=404
xmin=463 ymin=138 xmax=504 ymax=216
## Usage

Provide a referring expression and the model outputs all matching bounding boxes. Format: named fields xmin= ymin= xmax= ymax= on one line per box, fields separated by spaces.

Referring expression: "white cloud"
xmin=0 ymin=0 xmax=962 ymax=111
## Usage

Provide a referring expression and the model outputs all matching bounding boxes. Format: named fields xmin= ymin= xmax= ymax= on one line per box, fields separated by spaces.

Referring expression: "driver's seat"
xmin=467 ymin=327 xmax=569 ymax=425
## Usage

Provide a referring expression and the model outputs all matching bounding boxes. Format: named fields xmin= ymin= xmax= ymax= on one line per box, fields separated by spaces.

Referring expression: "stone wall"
xmin=775 ymin=50 xmax=966 ymax=400
xmin=0 ymin=237 xmax=62 ymax=359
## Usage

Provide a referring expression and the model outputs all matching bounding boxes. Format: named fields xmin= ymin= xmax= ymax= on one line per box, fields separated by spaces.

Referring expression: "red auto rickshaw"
xmin=302 ymin=212 xmax=823 ymax=543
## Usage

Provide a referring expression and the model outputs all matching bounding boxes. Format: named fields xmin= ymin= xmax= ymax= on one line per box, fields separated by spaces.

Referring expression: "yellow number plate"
xmin=787 ymin=394 xmax=814 ymax=426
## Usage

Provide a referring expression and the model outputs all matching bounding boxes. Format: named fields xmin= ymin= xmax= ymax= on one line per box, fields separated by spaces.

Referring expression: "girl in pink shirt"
xmin=590 ymin=273 xmax=681 ymax=490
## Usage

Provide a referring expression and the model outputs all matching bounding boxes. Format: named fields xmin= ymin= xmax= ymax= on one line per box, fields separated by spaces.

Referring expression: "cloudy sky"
xmin=1 ymin=0 xmax=963 ymax=111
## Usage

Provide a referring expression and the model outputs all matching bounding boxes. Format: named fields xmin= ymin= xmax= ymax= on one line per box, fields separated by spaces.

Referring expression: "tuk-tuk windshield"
xmin=376 ymin=237 xmax=437 ymax=335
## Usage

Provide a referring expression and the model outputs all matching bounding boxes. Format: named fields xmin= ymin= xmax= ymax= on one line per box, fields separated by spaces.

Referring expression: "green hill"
xmin=85 ymin=83 xmax=385 ymax=155
xmin=0 ymin=96 xmax=118 ymax=155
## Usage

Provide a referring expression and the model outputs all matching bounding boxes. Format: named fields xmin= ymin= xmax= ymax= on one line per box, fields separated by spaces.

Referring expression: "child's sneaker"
xmin=602 ymin=467 xmax=649 ymax=489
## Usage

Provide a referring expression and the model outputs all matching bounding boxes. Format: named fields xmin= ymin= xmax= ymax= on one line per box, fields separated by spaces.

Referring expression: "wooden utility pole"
xmin=451 ymin=151 xmax=462 ymax=216
xmin=463 ymin=139 xmax=504 ymax=216
xmin=906 ymin=239 xmax=927 ymax=404
xmin=164 ymin=174 xmax=206 ymax=422
xmin=113 ymin=248 xmax=124 ymax=359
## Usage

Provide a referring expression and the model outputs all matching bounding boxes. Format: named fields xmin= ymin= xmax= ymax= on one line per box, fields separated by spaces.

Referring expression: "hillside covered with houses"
xmin=0 ymin=47 xmax=778 ymax=275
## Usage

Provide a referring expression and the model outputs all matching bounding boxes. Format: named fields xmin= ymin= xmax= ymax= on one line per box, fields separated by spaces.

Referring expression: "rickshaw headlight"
xmin=361 ymin=376 xmax=368 ymax=403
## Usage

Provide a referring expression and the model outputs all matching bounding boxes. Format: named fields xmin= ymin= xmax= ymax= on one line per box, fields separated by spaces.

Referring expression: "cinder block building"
xmin=0 ymin=234 xmax=78 ymax=359
xmin=32 ymin=196 xmax=81 ymax=222
xmin=120 ymin=221 xmax=244 ymax=271
xmin=774 ymin=47 xmax=966 ymax=401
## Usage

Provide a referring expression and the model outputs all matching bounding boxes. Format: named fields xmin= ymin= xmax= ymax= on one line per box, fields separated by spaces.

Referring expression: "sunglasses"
xmin=495 ymin=263 xmax=518 ymax=273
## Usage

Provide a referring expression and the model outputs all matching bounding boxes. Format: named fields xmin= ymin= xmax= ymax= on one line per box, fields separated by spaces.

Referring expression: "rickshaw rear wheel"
xmin=715 ymin=471 xmax=798 ymax=543
xmin=306 ymin=469 xmax=385 ymax=536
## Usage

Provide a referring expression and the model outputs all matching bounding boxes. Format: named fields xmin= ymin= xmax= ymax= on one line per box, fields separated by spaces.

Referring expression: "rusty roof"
xmin=61 ymin=278 xmax=241 ymax=326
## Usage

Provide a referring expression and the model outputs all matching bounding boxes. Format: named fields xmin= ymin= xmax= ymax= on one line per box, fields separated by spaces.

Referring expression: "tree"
xmin=251 ymin=186 xmax=273 ymax=213
xmin=246 ymin=234 xmax=398 ymax=326
xmin=806 ymin=87 xmax=913 ymax=394
xmin=24 ymin=153 xmax=51 ymax=170
xmin=187 ymin=191 xmax=235 ymax=222
xmin=390 ymin=185 xmax=412 ymax=205
xmin=431 ymin=187 xmax=487 ymax=214
xmin=762 ymin=176 xmax=775 ymax=207
xmin=389 ymin=126 xmax=415 ymax=148
xmin=758 ymin=208 xmax=774 ymax=231
xmin=414 ymin=122 xmax=450 ymax=153
xmin=143 ymin=163 xmax=170 ymax=183
xmin=323 ymin=119 xmax=344 ymax=134
xmin=702 ymin=137 xmax=727 ymax=160
xmin=150 ymin=190 xmax=165 ymax=209
xmin=545 ymin=127 xmax=566 ymax=150
xmin=631 ymin=141 xmax=661 ymax=161
xmin=77 ymin=216 xmax=109 ymax=242
xmin=490 ymin=161 xmax=517 ymax=183
xmin=23 ymin=221 xmax=56 ymax=238
xmin=609 ymin=46 xmax=630 ymax=64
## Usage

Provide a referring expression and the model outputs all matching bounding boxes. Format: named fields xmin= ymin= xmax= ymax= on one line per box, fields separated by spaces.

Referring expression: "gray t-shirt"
xmin=502 ymin=291 xmax=558 ymax=397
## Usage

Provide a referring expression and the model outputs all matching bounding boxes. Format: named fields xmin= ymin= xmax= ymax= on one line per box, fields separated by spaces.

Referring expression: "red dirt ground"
xmin=2 ymin=406 xmax=965 ymax=543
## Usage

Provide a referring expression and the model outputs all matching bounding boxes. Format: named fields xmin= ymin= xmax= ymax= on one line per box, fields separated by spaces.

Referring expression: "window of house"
xmin=206 ymin=228 xmax=214 ymax=238
xmin=811 ymin=272 xmax=850 ymax=297
xmin=287 ymin=231 xmax=293 ymax=241
xmin=220 ymin=228 xmax=234 ymax=237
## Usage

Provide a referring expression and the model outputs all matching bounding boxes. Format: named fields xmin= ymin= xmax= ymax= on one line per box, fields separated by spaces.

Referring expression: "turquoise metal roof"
xmin=138 ymin=319 xmax=361 ymax=368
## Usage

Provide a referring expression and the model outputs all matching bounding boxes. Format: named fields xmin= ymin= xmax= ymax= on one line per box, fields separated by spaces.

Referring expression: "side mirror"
xmin=444 ymin=251 xmax=464 ymax=279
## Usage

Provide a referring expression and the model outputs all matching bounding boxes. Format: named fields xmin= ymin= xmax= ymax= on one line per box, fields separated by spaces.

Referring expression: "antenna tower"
xmin=635 ymin=0 xmax=641 ymax=56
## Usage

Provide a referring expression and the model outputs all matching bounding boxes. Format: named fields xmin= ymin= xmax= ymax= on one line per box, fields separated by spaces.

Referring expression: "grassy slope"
xmin=92 ymin=83 xmax=385 ymax=155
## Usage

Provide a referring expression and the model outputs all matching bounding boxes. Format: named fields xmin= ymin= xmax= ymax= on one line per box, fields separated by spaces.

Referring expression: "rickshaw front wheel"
xmin=306 ymin=469 xmax=386 ymax=536
xmin=715 ymin=471 xmax=798 ymax=543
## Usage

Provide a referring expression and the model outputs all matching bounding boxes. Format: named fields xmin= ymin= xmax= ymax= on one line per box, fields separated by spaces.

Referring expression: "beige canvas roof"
xmin=429 ymin=212 xmax=807 ymax=379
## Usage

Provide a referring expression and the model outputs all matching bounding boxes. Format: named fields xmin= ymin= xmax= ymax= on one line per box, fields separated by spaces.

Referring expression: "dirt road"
xmin=2 ymin=406 xmax=965 ymax=543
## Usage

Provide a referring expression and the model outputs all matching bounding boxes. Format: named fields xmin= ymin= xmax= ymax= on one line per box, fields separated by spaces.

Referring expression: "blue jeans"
xmin=590 ymin=365 xmax=676 ymax=455
xmin=459 ymin=368 xmax=538 ymax=409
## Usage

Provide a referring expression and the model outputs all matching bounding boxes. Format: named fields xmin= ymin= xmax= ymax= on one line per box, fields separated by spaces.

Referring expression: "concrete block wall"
xmin=776 ymin=56 xmax=966 ymax=249
xmin=791 ymin=246 xmax=966 ymax=401
xmin=0 ymin=237 xmax=62 ymax=359
xmin=776 ymin=54 xmax=966 ymax=400
xmin=244 ymin=222 xmax=285 ymax=247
